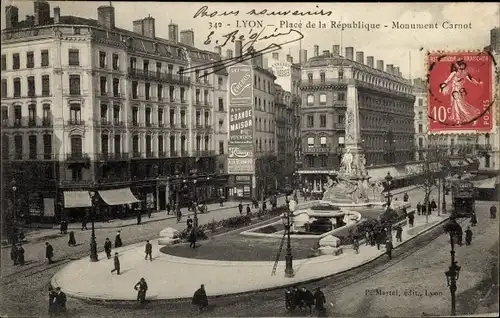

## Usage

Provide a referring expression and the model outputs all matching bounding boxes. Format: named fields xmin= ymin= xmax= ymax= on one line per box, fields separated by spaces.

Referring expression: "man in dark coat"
xmin=238 ymin=202 xmax=243 ymax=215
xmin=219 ymin=196 xmax=224 ymax=207
xmin=136 ymin=210 xmax=142 ymax=225
xmin=81 ymin=217 xmax=88 ymax=231
xmin=300 ymin=287 xmax=315 ymax=314
xmin=408 ymin=213 xmax=415 ymax=227
xmin=10 ymin=245 xmax=18 ymax=265
xmin=166 ymin=202 xmax=172 ymax=215
xmin=186 ymin=216 xmax=193 ymax=230
xmin=246 ymin=204 xmax=251 ymax=215
xmin=465 ymin=226 xmax=473 ymax=245
xmin=192 ymin=284 xmax=208 ymax=312
xmin=375 ymin=231 xmax=382 ymax=250
xmin=416 ymin=202 xmax=422 ymax=215
xmin=490 ymin=205 xmax=497 ymax=219
xmin=314 ymin=287 xmax=326 ymax=314
xmin=395 ymin=226 xmax=403 ymax=242
xmin=430 ymin=199 xmax=437 ymax=211
xmin=114 ymin=231 xmax=123 ymax=248
xmin=262 ymin=201 xmax=267 ymax=212
xmin=285 ymin=286 xmax=295 ymax=310
xmin=134 ymin=277 xmax=148 ymax=304
xmin=456 ymin=225 xmax=463 ymax=245
xmin=53 ymin=287 xmax=67 ymax=315
xmin=111 ymin=252 xmax=120 ymax=275
xmin=45 ymin=242 xmax=54 ymax=264
xmin=104 ymin=238 xmax=112 ymax=259
xmin=145 ymin=240 xmax=152 ymax=261
xmin=470 ymin=213 xmax=477 ymax=226
xmin=67 ymin=231 xmax=76 ymax=246
xmin=403 ymin=192 xmax=409 ymax=202
xmin=48 ymin=286 xmax=56 ymax=315
xmin=189 ymin=229 xmax=197 ymax=248
xmin=16 ymin=244 xmax=25 ymax=265
xmin=386 ymin=240 xmax=393 ymax=260
xmin=60 ymin=220 xmax=68 ymax=234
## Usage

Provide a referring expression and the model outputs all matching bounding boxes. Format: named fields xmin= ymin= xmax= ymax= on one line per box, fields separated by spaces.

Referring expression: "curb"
xmin=52 ymin=215 xmax=450 ymax=303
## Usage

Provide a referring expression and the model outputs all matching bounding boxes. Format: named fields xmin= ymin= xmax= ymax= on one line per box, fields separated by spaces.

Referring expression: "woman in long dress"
xmin=439 ymin=60 xmax=483 ymax=125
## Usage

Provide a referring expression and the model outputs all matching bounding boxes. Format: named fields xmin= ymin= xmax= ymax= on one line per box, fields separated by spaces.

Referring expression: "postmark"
xmin=426 ymin=50 xmax=494 ymax=134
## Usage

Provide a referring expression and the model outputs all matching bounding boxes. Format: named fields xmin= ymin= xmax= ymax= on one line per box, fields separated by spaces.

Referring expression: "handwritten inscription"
xmin=193 ymin=5 xmax=333 ymax=18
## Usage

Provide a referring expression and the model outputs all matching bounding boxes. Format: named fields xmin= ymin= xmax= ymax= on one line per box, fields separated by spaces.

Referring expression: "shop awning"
xmin=98 ymin=188 xmax=141 ymax=206
xmin=64 ymin=191 xmax=92 ymax=208
xmin=474 ymin=178 xmax=498 ymax=189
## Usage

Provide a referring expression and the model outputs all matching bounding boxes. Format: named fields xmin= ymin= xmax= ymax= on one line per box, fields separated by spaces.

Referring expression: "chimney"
xmin=322 ymin=50 xmax=330 ymax=57
xmin=272 ymin=52 xmax=279 ymax=60
xmin=235 ymin=40 xmax=242 ymax=57
xmin=34 ymin=1 xmax=50 ymax=25
xmin=345 ymin=47 xmax=354 ymax=60
xmin=226 ymin=49 xmax=233 ymax=58
xmin=366 ymin=56 xmax=374 ymax=68
xmin=356 ymin=51 xmax=364 ymax=64
xmin=180 ymin=29 xmax=194 ymax=46
xmin=97 ymin=5 xmax=115 ymax=29
xmin=395 ymin=66 xmax=401 ymax=77
xmin=377 ymin=60 xmax=384 ymax=71
xmin=53 ymin=7 xmax=60 ymax=24
xmin=168 ymin=22 xmax=179 ymax=42
xmin=287 ymin=55 xmax=293 ymax=63
xmin=299 ymin=49 xmax=308 ymax=64
xmin=5 ymin=5 xmax=19 ymax=28
xmin=386 ymin=64 xmax=394 ymax=74
xmin=313 ymin=45 xmax=319 ymax=57
xmin=142 ymin=16 xmax=156 ymax=38
xmin=332 ymin=45 xmax=340 ymax=56
xmin=133 ymin=19 xmax=144 ymax=35
xmin=215 ymin=46 xmax=222 ymax=55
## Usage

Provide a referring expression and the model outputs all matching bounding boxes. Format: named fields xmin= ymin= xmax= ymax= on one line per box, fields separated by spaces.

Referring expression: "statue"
xmin=340 ymin=149 xmax=354 ymax=175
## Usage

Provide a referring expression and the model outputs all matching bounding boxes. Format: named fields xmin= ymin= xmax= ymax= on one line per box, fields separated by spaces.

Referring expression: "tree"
xmin=416 ymin=141 xmax=441 ymax=223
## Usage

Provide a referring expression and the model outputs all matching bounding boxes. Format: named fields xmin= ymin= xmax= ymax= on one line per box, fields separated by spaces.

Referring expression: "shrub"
xmin=174 ymin=227 xmax=208 ymax=240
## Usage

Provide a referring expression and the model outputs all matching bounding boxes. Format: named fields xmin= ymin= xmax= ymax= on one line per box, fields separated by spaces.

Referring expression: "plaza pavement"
xmin=51 ymin=204 xmax=449 ymax=301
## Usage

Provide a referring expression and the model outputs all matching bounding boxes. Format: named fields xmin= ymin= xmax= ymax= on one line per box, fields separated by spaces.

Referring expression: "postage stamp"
xmin=427 ymin=51 xmax=494 ymax=133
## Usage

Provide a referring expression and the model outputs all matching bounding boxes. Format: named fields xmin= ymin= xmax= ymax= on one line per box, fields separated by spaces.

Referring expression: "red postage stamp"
xmin=427 ymin=51 xmax=493 ymax=133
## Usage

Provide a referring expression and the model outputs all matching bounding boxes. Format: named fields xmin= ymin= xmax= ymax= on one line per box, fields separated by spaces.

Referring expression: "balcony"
xmin=100 ymin=91 xmax=108 ymax=96
xmin=204 ymin=101 xmax=211 ymax=107
xmin=334 ymin=123 xmax=345 ymax=129
xmin=13 ymin=119 xmax=22 ymax=127
xmin=127 ymin=68 xmax=191 ymax=85
xmin=181 ymin=123 xmax=187 ymax=129
xmin=113 ymin=119 xmax=125 ymax=127
xmin=97 ymin=152 xmax=129 ymax=161
xmin=42 ymin=118 xmax=52 ymax=127
xmin=181 ymin=150 xmax=189 ymax=157
xmin=301 ymin=78 xmax=349 ymax=88
xmin=193 ymin=150 xmax=216 ymax=157
xmin=112 ymin=91 xmax=122 ymax=98
xmin=132 ymin=151 xmax=142 ymax=158
xmin=28 ymin=120 xmax=37 ymax=127
xmin=99 ymin=118 xmax=112 ymax=126
xmin=66 ymin=153 xmax=90 ymax=162
xmin=158 ymin=151 xmax=167 ymax=158
xmin=41 ymin=91 xmax=50 ymax=97
xmin=67 ymin=119 xmax=85 ymax=126
xmin=158 ymin=123 xmax=165 ymax=128
xmin=69 ymin=90 xmax=81 ymax=96
xmin=146 ymin=151 xmax=155 ymax=158
xmin=170 ymin=151 xmax=179 ymax=157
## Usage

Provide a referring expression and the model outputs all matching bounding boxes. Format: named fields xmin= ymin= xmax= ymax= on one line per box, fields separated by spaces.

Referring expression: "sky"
xmin=2 ymin=1 xmax=499 ymax=79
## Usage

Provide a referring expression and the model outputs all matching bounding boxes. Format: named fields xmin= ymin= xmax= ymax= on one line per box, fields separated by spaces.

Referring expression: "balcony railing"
xmin=132 ymin=151 xmax=142 ymax=158
xmin=42 ymin=118 xmax=52 ymax=127
xmin=170 ymin=151 xmax=179 ymax=157
xmin=67 ymin=120 xmax=85 ymax=125
xmin=193 ymin=150 xmax=216 ymax=157
xmin=97 ymin=152 xmax=129 ymax=161
xmin=113 ymin=119 xmax=125 ymax=126
xmin=28 ymin=120 xmax=37 ymax=127
xmin=66 ymin=153 xmax=90 ymax=161
xmin=127 ymin=68 xmax=191 ymax=85
xmin=301 ymin=78 xmax=349 ymax=87
xmin=181 ymin=123 xmax=187 ymax=128
xmin=158 ymin=151 xmax=167 ymax=158
xmin=100 ymin=118 xmax=112 ymax=126
xmin=146 ymin=151 xmax=155 ymax=158
xmin=181 ymin=150 xmax=189 ymax=157
xmin=334 ymin=123 xmax=345 ymax=129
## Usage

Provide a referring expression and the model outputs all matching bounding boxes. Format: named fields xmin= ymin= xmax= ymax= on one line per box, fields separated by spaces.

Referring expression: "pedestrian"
xmin=408 ymin=213 xmax=415 ymax=227
xmin=147 ymin=204 xmax=152 ymax=218
xmin=300 ymin=287 xmax=315 ymax=314
xmin=403 ymin=192 xmax=409 ymax=202
xmin=490 ymin=205 xmax=497 ymax=219
xmin=16 ymin=243 xmax=25 ymax=265
xmin=470 ymin=213 xmax=477 ymax=226
xmin=10 ymin=245 xmax=18 ymax=265
xmin=457 ymin=225 xmax=463 ymax=246
xmin=353 ymin=237 xmax=360 ymax=254
xmin=238 ymin=201 xmax=243 ymax=215
xmin=166 ymin=202 xmax=171 ymax=215
xmin=186 ymin=215 xmax=193 ymax=230
xmin=104 ymin=238 xmax=112 ymax=259
xmin=416 ymin=202 xmax=422 ymax=215
xmin=145 ymin=240 xmax=152 ymax=261
xmin=285 ymin=286 xmax=295 ymax=311
xmin=48 ymin=286 xmax=56 ymax=315
xmin=465 ymin=226 xmax=473 ymax=245
xmin=365 ymin=231 xmax=370 ymax=246
xmin=314 ymin=287 xmax=326 ymax=315
xmin=134 ymin=277 xmax=148 ymax=304
xmin=115 ymin=230 xmax=123 ymax=248
xmin=386 ymin=240 xmax=393 ymax=260
xmin=219 ymin=196 xmax=224 ymax=207
xmin=246 ymin=204 xmax=251 ymax=215
xmin=252 ymin=198 xmax=258 ymax=209
xmin=45 ymin=242 xmax=54 ymax=264
xmin=67 ymin=231 xmax=76 ymax=246
xmin=60 ymin=219 xmax=68 ymax=234
xmin=53 ymin=287 xmax=67 ymax=315
xmin=111 ymin=252 xmax=120 ymax=275
xmin=262 ymin=200 xmax=267 ymax=212
xmin=189 ymin=229 xmax=197 ymax=248
xmin=192 ymin=284 xmax=209 ymax=312
xmin=395 ymin=226 xmax=403 ymax=242
xmin=430 ymin=199 xmax=437 ymax=212
xmin=81 ymin=217 xmax=88 ymax=231
xmin=293 ymin=192 xmax=298 ymax=203
xmin=369 ymin=230 xmax=375 ymax=246
xmin=136 ymin=211 xmax=142 ymax=225
xmin=375 ymin=231 xmax=381 ymax=250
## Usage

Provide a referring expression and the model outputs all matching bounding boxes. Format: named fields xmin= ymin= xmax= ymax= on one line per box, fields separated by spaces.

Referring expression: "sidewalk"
xmin=51 ymin=206 xmax=449 ymax=301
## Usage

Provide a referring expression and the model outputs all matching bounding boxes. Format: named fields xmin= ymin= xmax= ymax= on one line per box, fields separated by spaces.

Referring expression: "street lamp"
xmin=88 ymin=191 xmax=99 ymax=262
xmin=443 ymin=218 xmax=462 ymax=316
xmin=11 ymin=184 xmax=17 ymax=224
xmin=193 ymin=179 xmax=198 ymax=228
xmin=281 ymin=201 xmax=295 ymax=278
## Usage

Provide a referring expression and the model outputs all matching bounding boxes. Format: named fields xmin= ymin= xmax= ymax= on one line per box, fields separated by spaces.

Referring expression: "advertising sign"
xmin=228 ymin=143 xmax=254 ymax=173
xmin=229 ymin=106 xmax=253 ymax=144
xmin=229 ymin=65 xmax=252 ymax=105
xmin=427 ymin=52 xmax=492 ymax=133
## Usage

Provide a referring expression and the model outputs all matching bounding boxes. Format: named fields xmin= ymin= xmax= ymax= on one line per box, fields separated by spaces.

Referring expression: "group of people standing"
xmin=48 ymin=287 xmax=66 ymax=316
xmin=416 ymin=199 xmax=438 ymax=215
xmin=285 ymin=286 xmax=327 ymax=315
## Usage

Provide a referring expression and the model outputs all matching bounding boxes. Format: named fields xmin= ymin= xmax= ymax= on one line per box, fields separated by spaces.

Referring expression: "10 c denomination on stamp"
xmin=427 ymin=51 xmax=493 ymax=133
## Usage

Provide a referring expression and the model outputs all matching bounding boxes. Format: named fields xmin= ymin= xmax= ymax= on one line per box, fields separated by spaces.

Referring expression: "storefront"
xmin=228 ymin=175 xmax=253 ymax=199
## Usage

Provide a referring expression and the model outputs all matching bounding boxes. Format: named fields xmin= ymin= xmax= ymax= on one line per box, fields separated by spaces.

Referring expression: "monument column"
xmin=344 ymin=81 xmax=367 ymax=177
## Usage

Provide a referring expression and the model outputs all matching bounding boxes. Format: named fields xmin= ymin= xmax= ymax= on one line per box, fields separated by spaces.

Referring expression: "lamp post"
xmin=193 ymin=179 xmax=198 ymax=229
xmin=88 ymin=191 xmax=99 ymax=262
xmin=443 ymin=218 xmax=462 ymax=316
xmin=281 ymin=201 xmax=295 ymax=278
xmin=11 ymin=184 xmax=17 ymax=224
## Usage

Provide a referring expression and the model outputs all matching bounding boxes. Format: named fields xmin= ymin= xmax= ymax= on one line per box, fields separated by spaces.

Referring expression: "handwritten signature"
xmin=184 ymin=27 xmax=304 ymax=77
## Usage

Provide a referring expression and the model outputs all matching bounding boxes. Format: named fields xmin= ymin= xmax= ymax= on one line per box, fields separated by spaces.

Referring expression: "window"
xmin=180 ymin=87 xmax=185 ymax=102
xmin=42 ymin=75 xmax=50 ymax=96
xmin=69 ymin=49 xmax=79 ymax=66
xmin=43 ymin=104 xmax=51 ymax=125
xmin=13 ymin=53 xmax=20 ymax=70
xmin=167 ymin=64 xmax=173 ymax=74
xmin=319 ymin=93 xmax=327 ymax=104
xmin=13 ymin=78 xmax=21 ymax=97
xmin=70 ymin=136 xmax=83 ymax=156
xmin=143 ymin=60 xmax=149 ymax=71
xmin=320 ymin=72 xmax=325 ymax=83
xmin=337 ymin=92 xmax=345 ymax=101
xmin=100 ymin=76 xmax=107 ymax=95
xmin=181 ymin=135 xmax=186 ymax=152
xmin=99 ymin=51 xmax=106 ymax=68
xmin=1 ymin=54 xmax=6 ymax=70
xmin=307 ymin=94 xmax=314 ymax=105
xmin=112 ymin=53 xmax=119 ymax=70
xmin=158 ymin=135 xmax=164 ymax=153
xmin=218 ymin=76 xmax=223 ymax=89
xmin=14 ymin=106 xmax=21 ymax=126
xmin=43 ymin=134 xmax=52 ymax=159
xmin=28 ymin=104 xmax=36 ymax=126
xmin=418 ymin=137 xmax=423 ymax=147
xmin=132 ymin=81 xmax=138 ymax=99
xmin=418 ymin=124 xmax=423 ymax=133
xmin=218 ymin=97 xmax=224 ymax=111
xmin=307 ymin=115 xmax=314 ymax=128
xmin=320 ymin=137 xmax=327 ymax=148
xmin=101 ymin=134 xmax=109 ymax=154
xmin=338 ymin=115 xmax=345 ymax=124
xmin=307 ymin=73 xmax=313 ymax=83
xmin=41 ymin=50 xmax=49 ymax=67
xmin=113 ymin=78 xmax=119 ymax=97
xmin=196 ymin=135 xmax=201 ymax=150
xmin=169 ymin=86 xmax=175 ymax=101
xmin=169 ymin=109 xmax=175 ymax=125
xmin=418 ymin=111 xmax=423 ymax=120
xmin=113 ymin=105 xmax=120 ymax=123
xmin=195 ymin=111 xmax=201 ymax=126
xmin=204 ymin=111 xmax=209 ymax=126
xmin=158 ymin=84 xmax=163 ymax=101
xmin=170 ymin=136 xmax=175 ymax=152
xmin=145 ymin=108 xmax=152 ymax=126
xmin=69 ymin=75 xmax=81 ymax=95
xmin=70 ymin=104 xmax=82 ymax=124
xmin=1 ymin=79 xmax=6 ymax=98
xmin=195 ymin=69 xmax=200 ymax=83
xmin=132 ymin=135 xmax=139 ymax=154
xmin=27 ymin=76 xmax=35 ymax=96
xmin=100 ymin=104 xmax=108 ymax=121
xmin=307 ymin=137 xmax=314 ymax=148
xmin=320 ymin=114 xmax=326 ymax=127
xmin=14 ymin=135 xmax=23 ymax=159
xmin=196 ymin=89 xmax=200 ymax=103
xmin=180 ymin=110 xmax=186 ymax=126
xmin=204 ymin=136 xmax=209 ymax=150
xmin=145 ymin=83 xmax=151 ymax=100
xmin=204 ymin=90 xmax=209 ymax=105
xmin=418 ymin=98 xmax=423 ymax=107
xmin=338 ymin=69 xmax=344 ymax=79
xmin=132 ymin=107 xmax=139 ymax=125
xmin=26 ymin=51 xmax=34 ymax=68
xmin=1 ymin=107 xmax=7 ymax=125
xmin=129 ymin=57 xmax=137 ymax=69
xmin=218 ymin=119 xmax=224 ymax=131
xmin=219 ymin=141 xmax=224 ymax=154
xmin=114 ymin=135 xmax=121 ymax=153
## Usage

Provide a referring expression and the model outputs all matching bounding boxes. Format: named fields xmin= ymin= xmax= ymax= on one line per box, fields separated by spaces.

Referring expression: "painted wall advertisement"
xmin=228 ymin=65 xmax=254 ymax=174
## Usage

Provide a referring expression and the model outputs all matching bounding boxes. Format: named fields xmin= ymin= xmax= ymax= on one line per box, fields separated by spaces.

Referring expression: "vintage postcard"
xmin=1 ymin=2 xmax=498 ymax=318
